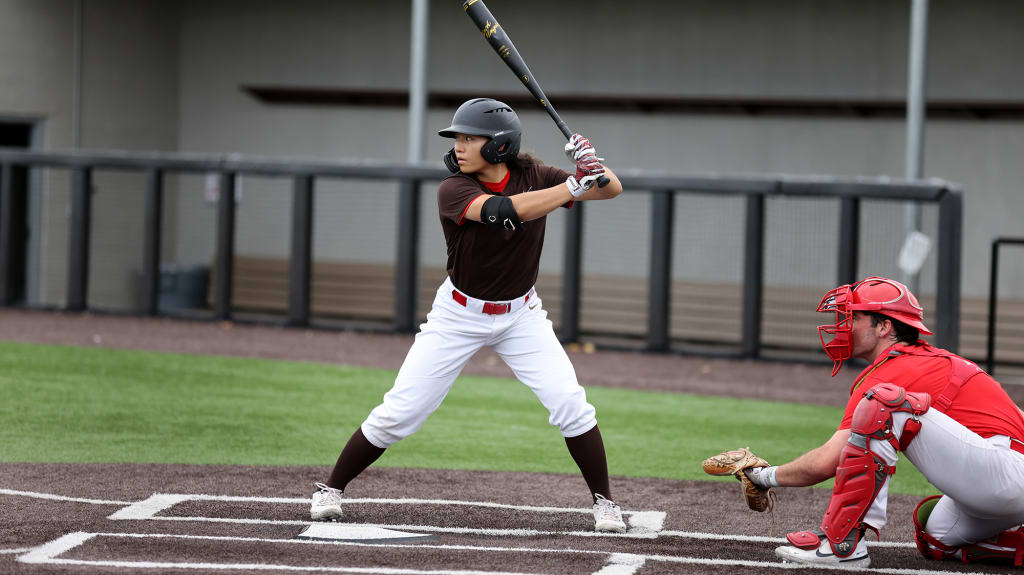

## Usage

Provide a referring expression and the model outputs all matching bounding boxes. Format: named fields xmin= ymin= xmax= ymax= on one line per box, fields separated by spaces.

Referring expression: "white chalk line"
xmin=593 ymin=553 xmax=646 ymax=575
xmin=4 ymin=487 xmax=919 ymax=548
xmin=17 ymin=531 xmax=980 ymax=575
xmin=0 ymin=488 xmax=131 ymax=505
xmin=0 ymin=547 xmax=34 ymax=555
xmin=659 ymin=530 xmax=916 ymax=549
xmin=125 ymin=492 xmax=663 ymax=517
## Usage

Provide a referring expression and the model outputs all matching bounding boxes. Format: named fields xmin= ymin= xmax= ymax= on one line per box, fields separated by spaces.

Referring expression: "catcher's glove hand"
xmin=702 ymin=447 xmax=774 ymax=512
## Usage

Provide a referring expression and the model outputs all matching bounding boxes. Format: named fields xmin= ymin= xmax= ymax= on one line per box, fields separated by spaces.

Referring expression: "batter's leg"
xmin=325 ymin=293 xmax=491 ymax=492
xmin=491 ymin=299 xmax=607 ymax=498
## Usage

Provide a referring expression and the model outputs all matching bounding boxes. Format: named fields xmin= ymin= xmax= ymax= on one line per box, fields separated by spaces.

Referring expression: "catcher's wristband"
xmin=749 ymin=465 xmax=780 ymax=488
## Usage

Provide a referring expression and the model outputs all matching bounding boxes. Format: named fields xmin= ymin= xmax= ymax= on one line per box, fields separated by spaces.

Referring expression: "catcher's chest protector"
xmin=883 ymin=343 xmax=984 ymax=411
xmin=821 ymin=383 xmax=931 ymax=555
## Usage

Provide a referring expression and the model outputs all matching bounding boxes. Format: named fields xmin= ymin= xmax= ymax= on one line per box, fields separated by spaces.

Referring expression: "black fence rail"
xmin=0 ymin=147 xmax=964 ymax=356
xmin=987 ymin=237 xmax=1024 ymax=374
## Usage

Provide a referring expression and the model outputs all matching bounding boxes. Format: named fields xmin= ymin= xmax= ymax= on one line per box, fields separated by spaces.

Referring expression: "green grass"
xmin=0 ymin=341 xmax=935 ymax=494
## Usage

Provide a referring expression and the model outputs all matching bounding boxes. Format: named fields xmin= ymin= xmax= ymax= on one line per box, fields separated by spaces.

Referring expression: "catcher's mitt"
xmin=702 ymin=447 xmax=774 ymax=513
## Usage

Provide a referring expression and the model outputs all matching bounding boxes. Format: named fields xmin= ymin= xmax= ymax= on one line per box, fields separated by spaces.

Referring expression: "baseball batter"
xmin=310 ymin=98 xmax=627 ymax=532
xmin=735 ymin=277 xmax=1024 ymax=567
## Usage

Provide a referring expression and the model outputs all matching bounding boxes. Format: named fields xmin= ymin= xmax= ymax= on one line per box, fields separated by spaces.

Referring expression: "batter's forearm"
xmin=511 ymin=185 xmax=575 ymax=221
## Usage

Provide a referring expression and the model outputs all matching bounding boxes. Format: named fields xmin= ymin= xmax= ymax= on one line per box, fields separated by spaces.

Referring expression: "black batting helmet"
xmin=438 ymin=98 xmax=521 ymax=164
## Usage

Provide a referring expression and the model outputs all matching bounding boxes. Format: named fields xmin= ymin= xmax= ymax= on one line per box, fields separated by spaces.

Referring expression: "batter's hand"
xmin=575 ymin=155 xmax=606 ymax=191
xmin=564 ymin=133 xmax=604 ymax=163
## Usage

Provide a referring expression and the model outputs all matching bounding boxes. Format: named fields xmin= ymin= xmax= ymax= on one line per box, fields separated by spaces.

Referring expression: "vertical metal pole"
xmin=66 ymin=167 xmax=92 ymax=311
xmin=72 ymin=0 xmax=83 ymax=150
xmin=741 ymin=194 xmax=765 ymax=358
xmin=837 ymin=197 xmax=860 ymax=286
xmin=986 ymin=239 xmax=999 ymax=375
xmin=902 ymin=0 xmax=929 ymax=291
xmin=934 ymin=189 xmax=961 ymax=352
xmin=0 ymin=163 xmax=13 ymax=304
xmin=393 ymin=180 xmax=420 ymax=332
xmin=408 ymin=0 xmax=430 ymax=164
xmin=561 ymin=203 xmax=584 ymax=343
xmin=647 ymin=191 xmax=674 ymax=351
xmin=214 ymin=172 xmax=236 ymax=320
xmin=142 ymin=168 xmax=163 ymax=315
xmin=289 ymin=175 xmax=314 ymax=326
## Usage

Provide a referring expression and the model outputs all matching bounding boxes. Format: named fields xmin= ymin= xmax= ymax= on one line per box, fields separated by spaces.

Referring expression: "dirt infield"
xmin=1 ymin=309 xmax=1021 ymax=574
xmin=1 ymin=463 xmax=1013 ymax=575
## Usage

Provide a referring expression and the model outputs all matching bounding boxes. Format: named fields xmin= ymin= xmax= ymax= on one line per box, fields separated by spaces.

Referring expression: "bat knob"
xmin=597 ymin=176 xmax=610 ymax=188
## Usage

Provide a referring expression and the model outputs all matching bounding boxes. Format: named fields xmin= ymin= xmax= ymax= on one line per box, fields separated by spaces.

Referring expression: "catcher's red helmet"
xmin=816 ymin=276 xmax=932 ymax=375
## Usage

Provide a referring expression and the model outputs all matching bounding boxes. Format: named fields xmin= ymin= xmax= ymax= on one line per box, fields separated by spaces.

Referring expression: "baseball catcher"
xmin=723 ymin=277 xmax=1024 ymax=569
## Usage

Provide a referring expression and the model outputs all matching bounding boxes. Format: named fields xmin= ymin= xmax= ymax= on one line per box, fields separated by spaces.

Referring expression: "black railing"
xmin=0 ymin=147 xmax=964 ymax=356
xmin=986 ymin=237 xmax=1024 ymax=374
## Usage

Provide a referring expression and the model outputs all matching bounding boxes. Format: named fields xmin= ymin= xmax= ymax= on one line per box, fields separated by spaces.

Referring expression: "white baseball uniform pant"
xmin=862 ymin=408 xmax=1024 ymax=546
xmin=360 ymin=277 xmax=597 ymax=449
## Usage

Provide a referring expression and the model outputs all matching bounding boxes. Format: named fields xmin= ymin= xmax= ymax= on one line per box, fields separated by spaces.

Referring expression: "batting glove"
xmin=565 ymin=175 xmax=588 ymax=198
xmin=564 ymin=133 xmax=603 ymax=162
xmin=575 ymin=155 xmax=606 ymax=189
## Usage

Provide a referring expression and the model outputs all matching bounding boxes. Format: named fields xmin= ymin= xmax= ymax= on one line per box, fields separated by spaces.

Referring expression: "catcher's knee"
xmin=913 ymin=495 xmax=1024 ymax=566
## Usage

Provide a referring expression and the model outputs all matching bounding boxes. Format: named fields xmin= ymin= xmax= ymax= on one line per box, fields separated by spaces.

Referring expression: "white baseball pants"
xmin=863 ymin=408 xmax=1024 ymax=546
xmin=360 ymin=277 xmax=597 ymax=449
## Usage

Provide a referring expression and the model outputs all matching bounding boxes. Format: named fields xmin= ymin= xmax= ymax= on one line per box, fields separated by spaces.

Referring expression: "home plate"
xmin=295 ymin=523 xmax=439 ymax=543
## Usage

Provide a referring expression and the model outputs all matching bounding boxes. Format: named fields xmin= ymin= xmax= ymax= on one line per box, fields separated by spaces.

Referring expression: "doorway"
xmin=0 ymin=122 xmax=32 ymax=304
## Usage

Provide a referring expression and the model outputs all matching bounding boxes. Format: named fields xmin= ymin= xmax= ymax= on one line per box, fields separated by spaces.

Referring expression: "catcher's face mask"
xmin=817 ymin=285 xmax=856 ymax=376
xmin=817 ymin=276 xmax=933 ymax=376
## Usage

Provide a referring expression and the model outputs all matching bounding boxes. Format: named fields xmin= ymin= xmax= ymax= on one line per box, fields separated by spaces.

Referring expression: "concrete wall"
xmin=0 ymin=0 xmax=179 ymax=308
xmin=3 ymin=0 xmax=1023 ymax=311
xmin=171 ymin=0 xmax=1024 ymax=300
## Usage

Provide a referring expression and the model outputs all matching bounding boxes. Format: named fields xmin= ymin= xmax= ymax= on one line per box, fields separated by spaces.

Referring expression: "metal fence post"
xmin=561 ymin=202 xmax=584 ymax=343
xmin=214 ymin=172 xmax=236 ymax=320
xmin=0 ymin=163 xmax=12 ymax=305
xmin=647 ymin=190 xmax=674 ymax=351
xmin=987 ymin=239 xmax=1000 ymax=374
xmin=935 ymin=188 xmax=962 ymax=352
xmin=67 ymin=167 xmax=92 ymax=311
xmin=289 ymin=175 xmax=314 ymax=326
xmin=141 ymin=168 xmax=163 ymax=315
xmin=393 ymin=179 xmax=420 ymax=332
xmin=741 ymin=194 xmax=765 ymax=358
xmin=837 ymin=196 xmax=860 ymax=286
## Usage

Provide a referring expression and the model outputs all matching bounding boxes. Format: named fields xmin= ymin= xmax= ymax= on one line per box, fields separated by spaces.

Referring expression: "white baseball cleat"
xmin=775 ymin=533 xmax=870 ymax=568
xmin=310 ymin=482 xmax=344 ymax=521
xmin=593 ymin=494 xmax=627 ymax=533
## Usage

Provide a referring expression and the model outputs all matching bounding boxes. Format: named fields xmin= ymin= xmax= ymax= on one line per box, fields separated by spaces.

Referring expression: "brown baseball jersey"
xmin=437 ymin=162 xmax=571 ymax=301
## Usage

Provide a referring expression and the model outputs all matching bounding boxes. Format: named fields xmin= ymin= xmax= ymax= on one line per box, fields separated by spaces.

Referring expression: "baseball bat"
xmin=462 ymin=0 xmax=610 ymax=187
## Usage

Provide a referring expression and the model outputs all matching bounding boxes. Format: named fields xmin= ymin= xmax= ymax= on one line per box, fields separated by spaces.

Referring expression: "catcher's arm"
xmin=774 ymin=428 xmax=849 ymax=487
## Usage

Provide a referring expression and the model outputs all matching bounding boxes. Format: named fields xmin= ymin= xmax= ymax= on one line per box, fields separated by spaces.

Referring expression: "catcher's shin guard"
xmin=820 ymin=383 xmax=931 ymax=555
xmin=914 ymin=495 xmax=1024 ymax=566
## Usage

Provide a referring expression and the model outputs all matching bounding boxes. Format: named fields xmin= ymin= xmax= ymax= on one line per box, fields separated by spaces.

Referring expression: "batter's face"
xmin=453 ymin=134 xmax=487 ymax=174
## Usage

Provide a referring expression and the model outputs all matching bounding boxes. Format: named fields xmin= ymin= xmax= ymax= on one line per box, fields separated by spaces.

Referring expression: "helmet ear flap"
xmin=443 ymin=147 xmax=460 ymax=173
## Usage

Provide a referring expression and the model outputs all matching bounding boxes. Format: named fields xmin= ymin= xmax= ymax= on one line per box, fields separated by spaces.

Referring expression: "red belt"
xmin=1012 ymin=438 xmax=1024 ymax=456
xmin=451 ymin=289 xmax=528 ymax=315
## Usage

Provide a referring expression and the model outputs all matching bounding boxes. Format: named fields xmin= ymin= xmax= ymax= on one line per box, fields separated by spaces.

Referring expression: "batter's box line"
xmin=108 ymin=493 xmax=666 ymax=535
xmin=17 ymin=531 xmax=979 ymax=575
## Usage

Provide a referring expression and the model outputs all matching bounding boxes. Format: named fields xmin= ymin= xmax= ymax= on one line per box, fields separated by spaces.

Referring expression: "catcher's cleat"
xmin=775 ymin=529 xmax=870 ymax=568
xmin=593 ymin=494 xmax=626 ymax=533
xmin=310 ymin=482 xmax=344 ymax=521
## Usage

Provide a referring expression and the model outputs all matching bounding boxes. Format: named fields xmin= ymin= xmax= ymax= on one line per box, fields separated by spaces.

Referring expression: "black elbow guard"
xmin=481 ymin=196 xmax=521 ymax=232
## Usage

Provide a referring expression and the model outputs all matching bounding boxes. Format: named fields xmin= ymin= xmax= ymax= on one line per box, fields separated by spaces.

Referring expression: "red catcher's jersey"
xmin=839 ymin=343 xmax=1024 ymax=442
